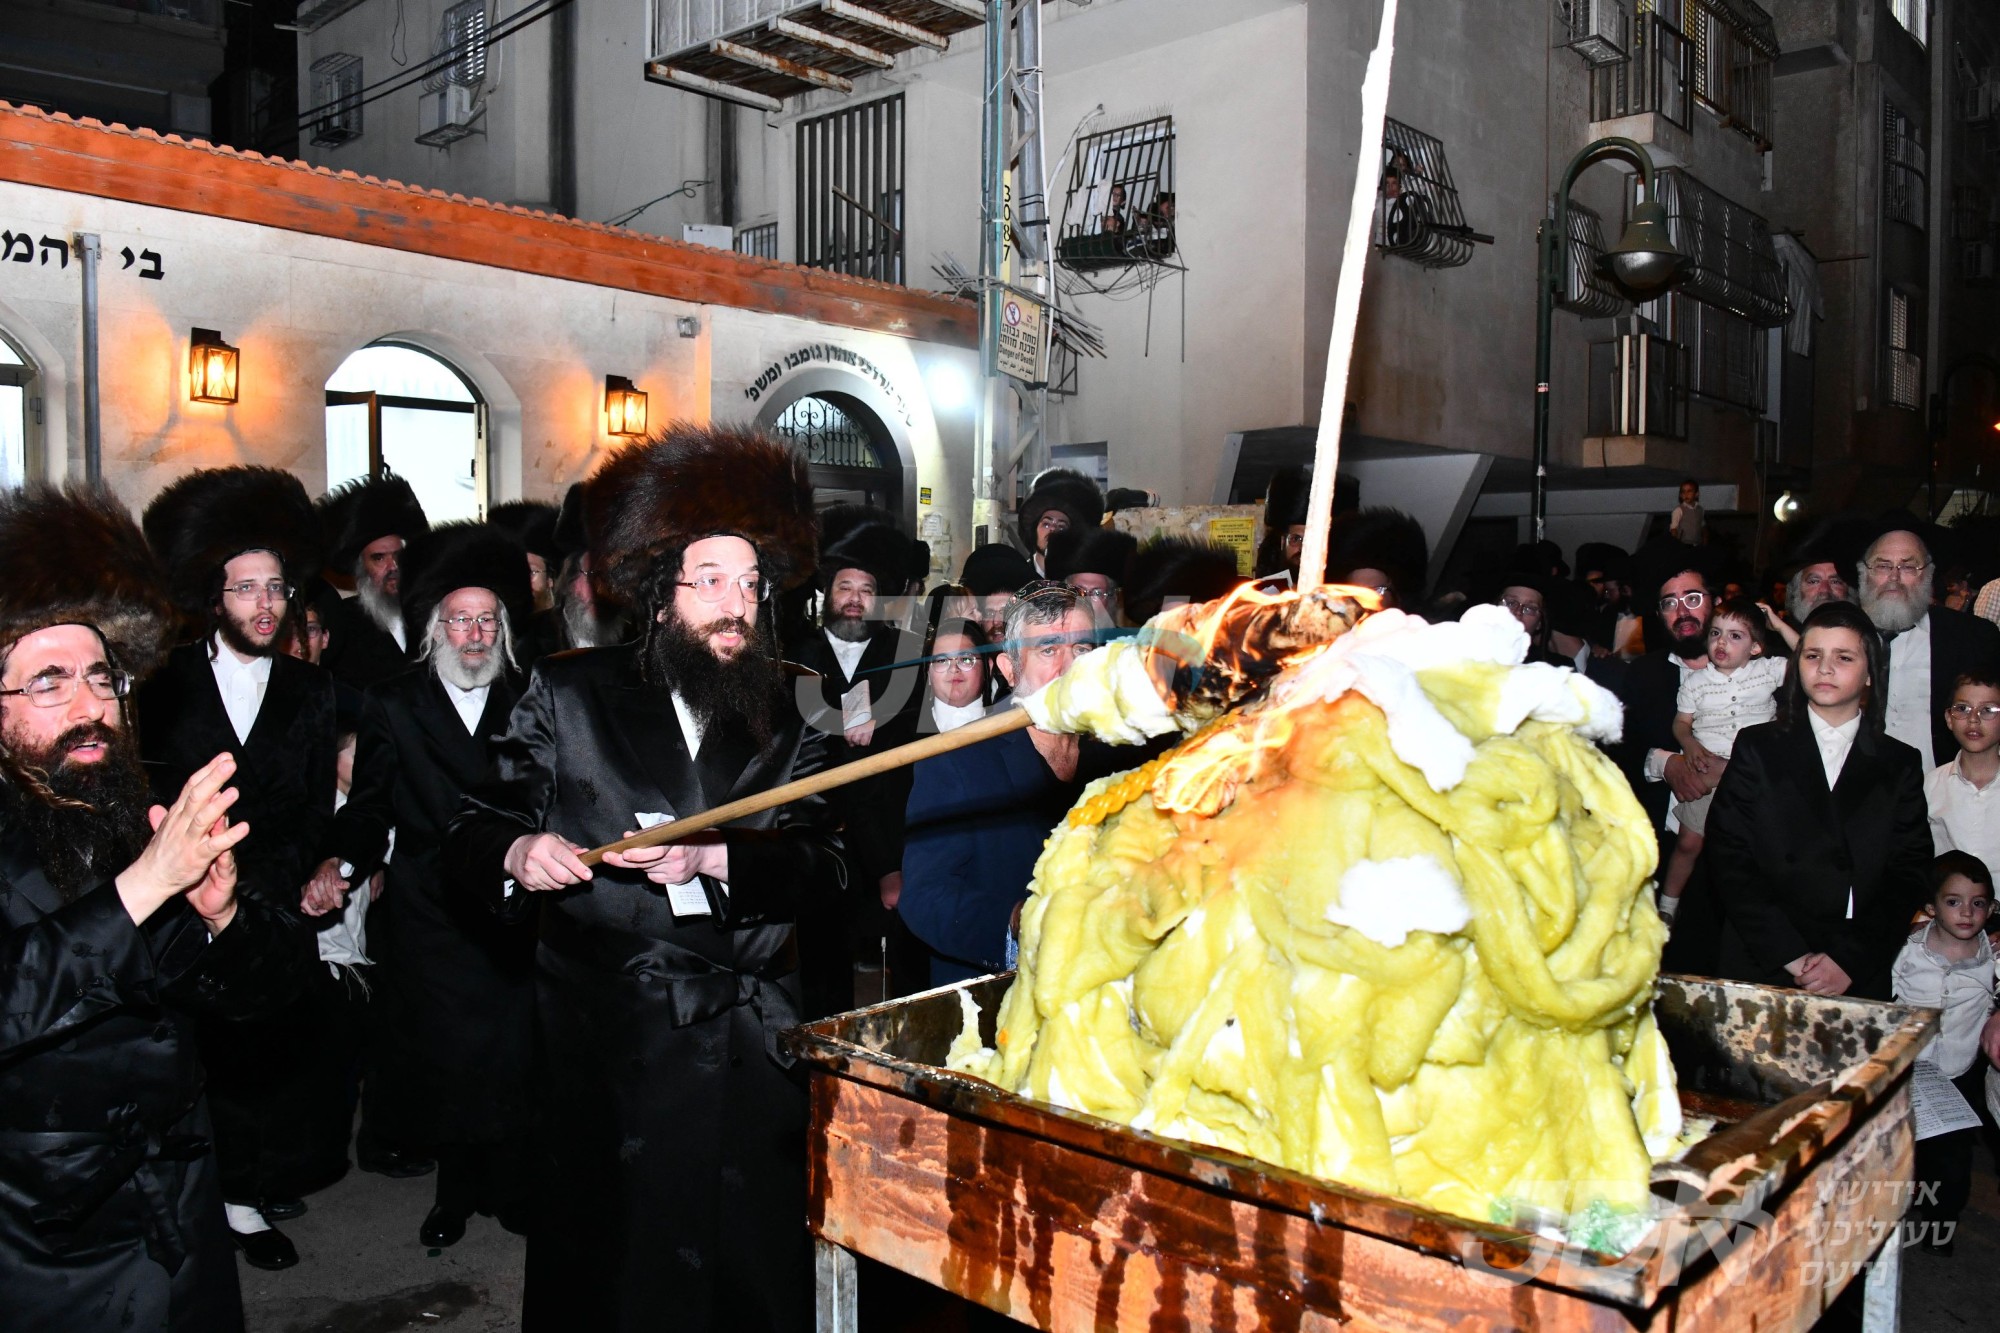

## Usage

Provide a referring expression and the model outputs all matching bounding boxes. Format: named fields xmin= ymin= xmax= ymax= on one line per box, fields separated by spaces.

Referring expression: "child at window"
xmin=1892 ymin=851 xmax=1996 ymax=1256
xmin=1926 ymin=670 xmax=2000 ymax=875
xmin=1660 ymin=598 xmax=1788 ymax=917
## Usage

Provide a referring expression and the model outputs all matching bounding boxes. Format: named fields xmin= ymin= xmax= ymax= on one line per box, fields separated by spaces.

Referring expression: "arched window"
xmin=0 ymin=335 xmax=34 ymax=488
xmin=325 ymin=343 xmax=484 ymax=522
xmin=772 ymin=392 xmax=902 ymax=514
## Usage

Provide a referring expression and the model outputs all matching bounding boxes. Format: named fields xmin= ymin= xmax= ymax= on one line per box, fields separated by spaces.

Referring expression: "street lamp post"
xmin=1532 ymin=136 xmax=1690 ymax=541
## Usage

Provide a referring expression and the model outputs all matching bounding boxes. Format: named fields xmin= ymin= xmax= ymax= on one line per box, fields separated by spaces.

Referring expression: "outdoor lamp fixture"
xmin=1532 ymin=136 xmax=1689 ymax=540
xmin=188 ymin=328 xmax=240 ymax=405
xmin=1772 ymin=491 xmax=1800 ymax=523
xmin=604 ymin=375 xmax=648 ymax=437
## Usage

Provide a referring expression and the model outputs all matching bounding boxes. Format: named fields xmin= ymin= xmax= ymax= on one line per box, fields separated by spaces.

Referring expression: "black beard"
xmin=823 ymin=611 xmax=872 ymax=644
xmin=644 ymin=607 xmax=781 ymax=746
xmin=1667 ymin=616 xmax=1708 ymax=661
xmin=217 ymin=607 xmax=281 ymax=659
xmin=6 ymin=722 xmax=152 ymax=902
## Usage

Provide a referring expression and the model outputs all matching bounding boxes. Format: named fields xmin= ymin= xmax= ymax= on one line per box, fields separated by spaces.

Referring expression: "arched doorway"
xmin=325 ymin=342 xmax=486 ymax=522
xmin=0 ymin=334 xmax=36 ymax=488
xmin=769 ymin=391 xmax=903 ymax=517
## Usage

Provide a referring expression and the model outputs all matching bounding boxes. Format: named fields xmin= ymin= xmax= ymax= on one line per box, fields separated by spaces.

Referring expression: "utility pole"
xmin=973 ymin=0 xmax=1053 ymax=546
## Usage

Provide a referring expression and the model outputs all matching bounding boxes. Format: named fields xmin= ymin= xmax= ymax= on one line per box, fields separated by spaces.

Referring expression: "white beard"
xmin=436 ymin=644 xmax=504 ymax=690
xmin=1859 ymin=577 xmax=1931 ymax=635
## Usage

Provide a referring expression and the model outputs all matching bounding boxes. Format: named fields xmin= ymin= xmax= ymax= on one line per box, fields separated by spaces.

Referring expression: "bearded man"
xmin=1857 ymin=525 xmax=2000 ymax=768
xmin=137 ymin=467 xmax=340 ymax=1268
xmin=0 ymin=483 xmax=307 ymax=1332
xmin=316 ymin=473 xmax=430 ymax=690
xmin=447 ymin=426 xmax=843 ymax=1333
xmin=315 ymin=524 xmax=537 ymax=1250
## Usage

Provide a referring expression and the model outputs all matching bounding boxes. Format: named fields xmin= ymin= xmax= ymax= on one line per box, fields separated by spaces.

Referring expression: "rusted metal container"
xmin=785 ymin=974 xmax=1935 ymax=1332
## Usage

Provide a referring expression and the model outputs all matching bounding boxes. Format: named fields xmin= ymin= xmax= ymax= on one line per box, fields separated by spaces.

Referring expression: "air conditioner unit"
xmin=1966 ymin=72 xmax=1999 ymax=125
xmin=1558 ymin=0 xmax=1630 ymax=68
xmin=416 ymin=84 xmax=480 ymax=147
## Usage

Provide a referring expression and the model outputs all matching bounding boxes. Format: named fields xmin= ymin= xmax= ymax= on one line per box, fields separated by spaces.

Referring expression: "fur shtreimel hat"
xmin=1016 ymin=467 xmax=1103 ymax=549
xmin=318 ymin=472 xmax=431 ymax=570
xmin=822 ymin=520 xmax=913 ymax=595
xmin=551 ymin=483 xmax=588 ymax=561
xmin=398 ymin=521 xmax=534 ymax=650
xmin=586 ymin=423 xmax=818 ymax=605
xmin=1261 ymin=466 xmax=1360 ymax=531
xmin=959 ymin=544 xmax=1036 ymax=598
xmin=1045 ymin=526 xmax=1139 ymax=585
xmin=1122 ymin=537 xmax=1244 ymax=625
xmin=0 ymin=484 xmax=176 ymax=679
xmin=1324 ymin=507 xmax=1430 ymax=606
xmin=142 ymin=466 xmax=325 ymax=622
xmin=486 ymin=500 xmax=560 ymax=564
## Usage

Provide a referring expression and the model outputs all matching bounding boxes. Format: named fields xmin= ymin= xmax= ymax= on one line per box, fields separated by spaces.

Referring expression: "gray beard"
xmin=824 ymin=613 xmax=872 ymax=644
xmin=1860 ymin=579 xmax=1930 ymax=635
xmin=358 ymin=580 xmax=402 ymax=636
xmin=436 ymin=645 xmax=504 ymax=690
xmin=563 ymin=597 xmax=615 ymax=649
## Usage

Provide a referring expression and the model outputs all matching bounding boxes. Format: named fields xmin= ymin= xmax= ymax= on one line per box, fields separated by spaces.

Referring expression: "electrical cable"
xmin=604 ymin=180 xmax=714 ymax=228
xmin=296 ymin=0 xmax=566 ymax=131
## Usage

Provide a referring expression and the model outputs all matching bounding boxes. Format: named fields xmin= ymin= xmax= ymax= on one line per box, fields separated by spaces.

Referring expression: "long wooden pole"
xmin=579 ymin=706 xmax=1034 ymax=865
xmin=1297 ymin=0 xmax=1399 ymax=592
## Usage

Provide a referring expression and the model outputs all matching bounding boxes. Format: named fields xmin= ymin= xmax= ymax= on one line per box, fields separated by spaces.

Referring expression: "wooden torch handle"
xmin=578 ymin=706 xmax=1036 ymax=866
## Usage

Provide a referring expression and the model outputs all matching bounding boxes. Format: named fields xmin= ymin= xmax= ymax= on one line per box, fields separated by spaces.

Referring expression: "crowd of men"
xmin=6 ymin=430 xmax=1999 ymax=1332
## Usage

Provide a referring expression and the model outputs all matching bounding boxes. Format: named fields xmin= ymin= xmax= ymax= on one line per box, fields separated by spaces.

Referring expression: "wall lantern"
xmin=604 ymin=375 xmax=648 ymax=437
xmin=189 ymin=328 xmax=240 ymax=405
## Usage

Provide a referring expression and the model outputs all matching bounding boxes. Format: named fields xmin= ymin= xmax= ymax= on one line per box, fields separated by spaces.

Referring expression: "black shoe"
xmin=232 ymin=1225 xmax=299 ymax=1270
xmin=421 ymin=1205 xmax=468 ymax=1248
xmin=357 ymin=1146 xmax=436 ymax=1178
xmin=262 ymin=1197 xmax=307 ymax=1221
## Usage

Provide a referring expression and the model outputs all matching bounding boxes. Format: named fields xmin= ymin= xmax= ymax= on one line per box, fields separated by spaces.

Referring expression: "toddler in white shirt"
xmin=1660 ymin=600 xmax=1790 ymax=912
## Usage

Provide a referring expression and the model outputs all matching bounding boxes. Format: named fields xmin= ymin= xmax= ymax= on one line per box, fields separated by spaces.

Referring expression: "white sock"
xmin=224 ymin=1202 xmax=271 ymax=1234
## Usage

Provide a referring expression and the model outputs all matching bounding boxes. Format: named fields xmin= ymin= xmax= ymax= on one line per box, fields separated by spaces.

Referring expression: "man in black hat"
xmin=1855 ymin=523 xmax=2000 ymax=769
xmin=136 ymin=467 xmax=343 ymax=1268
xmin=315 ymin=522 xmax=538 ymax=1250
xmin=1046 ymin=525 xmax=1139 ymax=626
xmin=960 ymin=543 xmax=1035 ymax=643
xmin=488 ymin=500 xmax=561 ymax=616
xmin=447 ymin=425 xmax=843 ymax=1333
xmin=0 ymin=483 xmax=307 ymax=1331
xmin=316 ymin=473 xmax=430 ymax=690
xmin=1016 ymin=466 xmax=1104 ymax=577
xmin=1325 ymin=508 xmax=1429 ymax=611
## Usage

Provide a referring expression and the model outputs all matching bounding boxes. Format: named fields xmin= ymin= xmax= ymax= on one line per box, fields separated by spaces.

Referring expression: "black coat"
xmin=1593 ymin=650 xmax=1685 ymax=844
xmin=1898 ymin=605 xmax=2000 ymax=765
xmin=325 ymin=667 xmax=532 ymax=1148
xmin=321 ymin=597 xmax=412 ymax=692
xmin=0 ymin=817 xmax=308 ymax=1333
xmin=446 ymin=644 xmax=844 ymax=1333
xmin=1704 ymin=718 xmax=1932 ymax=999
xmin=136 ymin=642 xmax=336 ymax=1201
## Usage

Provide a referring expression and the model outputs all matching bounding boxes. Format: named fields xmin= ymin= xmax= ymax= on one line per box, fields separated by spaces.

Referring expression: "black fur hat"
xmin=0 ymin=484 xmax=176 ymax=679
xmin=1016 ymin=467 xmax=1103 ymax=550
xmin=1123 ymin=537 xmax=1245 ymax=625
xmin=586 ymin=422 xmax=817 ymax=604
xmin=398 ymin=521 xmax=534 ymax=651
xmin=822 ymin=520 xmax=913 ymax=594
xmin=960 ymin=544 xmax=1036 ymax=598
xmin=317 ymin=472 xmax=430 ymax=571
xmin=1262 ymin=465 xmax=1313 ymax=531
xmin=1045 ymin=526 xmax=1139 ymax=585
xmin=142 ymin=466 xmax=325 ymax=623
xmin=551 ymin=483 xmax=588 ymax=561
xmin=487 ymin=500 xmax=560 ymax=564
xmin=1325 ymin=507 xmax=1430 ymax=606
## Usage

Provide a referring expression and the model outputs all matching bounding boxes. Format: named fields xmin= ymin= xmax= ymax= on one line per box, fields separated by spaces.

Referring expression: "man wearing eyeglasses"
xmin=137 ymin=466 xmax=340 ymax=1270
xmin=1856 ymin=525 xmax=2000 ymax=771
xmin=446 ymin=427 xmax=841 ymax=1333
xmin=313 ymin=523 xmax=538 ymax=1252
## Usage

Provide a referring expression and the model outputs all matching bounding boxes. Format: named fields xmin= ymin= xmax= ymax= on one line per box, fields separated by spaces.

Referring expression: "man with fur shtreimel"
xmin=447 ymin=424 xmax=844 ymax=1333
xmin=0 ymin=484 xmax=308 ymax=1332
xmin=315 ymin=472 xmax=430 ymax=690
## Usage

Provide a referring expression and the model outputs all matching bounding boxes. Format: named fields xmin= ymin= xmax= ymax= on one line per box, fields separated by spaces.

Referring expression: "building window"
xmin=440 ymin=1 xmax=489 ymax=87
xmin=308 ymin=53 xmax=364 ymax=146
xmin=1375 ymin=118 xmax=1485 ymax=269
xmin=325 ymin=343 xmax=485 ymax=523
xmin=0 ymin=336 xmax=34 ymax=488
xmin=796 ymin=95 xmax=904 ymax=284
xmin=1642 ymin=167 xmax=1790 ymax=326
xmin=1055 ymin=115 xmax=1178 ymax=277
xmin=1885 ymin=287 xmax=1922 ymax=411
xmin=1889 ymin=0 xmax=1928 ymax=47
xmin=1635 ymin=289 xmax=1766 ymax=414
xmin=773 ymin=395 xmax=885 ymax=469
xmin=1883 ymin=101 xmax=1927 ymax=229
xmin=735 ymin=221 xmax=779 ymax=261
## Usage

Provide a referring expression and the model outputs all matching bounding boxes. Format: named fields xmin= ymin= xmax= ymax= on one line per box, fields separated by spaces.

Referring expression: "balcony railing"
xmin=1591 ymin=1 xmax=1773 ymax=148
xmin=93 ymin=0 xmax=222 ymax=25
xmin=1591 ymin=11 xmax=1690 ymax=128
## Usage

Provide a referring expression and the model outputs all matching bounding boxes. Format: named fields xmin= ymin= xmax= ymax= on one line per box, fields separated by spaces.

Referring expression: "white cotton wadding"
xmin=1326 ymin=855 xmax=1472 ymax=947
xmin=1493 ymin=660 xmax=1625 ymax=744
xmin=1021 ymin=639 xmax=1179 ymax=744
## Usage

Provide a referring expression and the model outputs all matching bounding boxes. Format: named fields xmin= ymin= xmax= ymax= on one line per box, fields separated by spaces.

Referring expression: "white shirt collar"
xmin=211 ymin=633 xmax=274 ymax=684
xmin=825 ymin=627 xmax=869 ymax=680
xmin=671 ymin=690 xmax=704 ymax=756
xmin=209 ymin=633 xmax=274 ymax=745
xmin=440 ymin=678 xmax=490 ymax=735
xmin=931 ymin=696 xmax=987 ymax=733
xmin=1807 ymin=709 xmax=1862 ymax=746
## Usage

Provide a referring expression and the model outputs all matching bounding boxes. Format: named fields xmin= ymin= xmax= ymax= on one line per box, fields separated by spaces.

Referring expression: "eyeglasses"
xmin=932 ymin=654 xmax=981 ymax=671
xmin=1071 ymin=585 xmax=1118 ymax=603
xmin=0 ymin=668 xmax=132 ymax=709
xmin=1947 ymin=703 xmax=2000 ymax=722
xmin=1658 ymin=591 xmax=1707 ymax=613
xmin=676 ymin=573 xmax=770 ymax=604
xmin=223 ymin=580 xmax=292 ymax=604
xmin=1501 ymin=597 xmax=1543 ymax=617
xmin=1866 ymin=560 xmax=1929 ymax=579
xmin=443 ymin=614 xmax=499 ymax=634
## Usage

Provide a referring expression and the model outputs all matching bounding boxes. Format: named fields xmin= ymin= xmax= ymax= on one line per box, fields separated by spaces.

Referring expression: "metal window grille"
xmin=1635 ymin=289 xmax=1766 ymax=413
xmin=1588 ymin=331 xmax=1690 ymax=438
xmin=1890 ymin=0 xmax=1929 ymax=48
xmin=309 ymin=53 xmax=364 ymax=146
xmin=1055 ymin=116 xmax=1177 ymax=273
xmin=1557 ymin=0 xmax=1632 ymax=67
xmin=1375 ymin=119 xmax=1481 ymax=269
xmin=773 ymin=395 xmax=883 ymax=468
xmin=1883 ymin=102 xmax=1927 ymax=229
xmin=734 ymin=221 xmax=779 ymax=260
xmin=1556 ymin=199 xmax=1628 ymax=317
xmin=1886 ymin=288 xmax=1922 ymax=410
xmin=1641 ymin=167 xmax=1789 ymax=327
xmin=1590 ymin=7 xmax=1690 ymax=128
xmin=1617 ymin=1 xmax=1772 ymax=148
xmin=433 ymin=0 xmax=489 ymax=90
xmin=796 ymin=95 xmax=905 ymax=284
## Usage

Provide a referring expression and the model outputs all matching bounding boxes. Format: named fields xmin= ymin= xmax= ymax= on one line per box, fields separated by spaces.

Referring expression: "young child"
xmin=1893 ymin=852 xmax=1997 ymax=1255
xmin=1926 ymin=670 xmax=2000 ymax=874
xmin=1660 ymin=598 xmax=1789 ymax=915
xmin=1669 ymin=479 xmax=1705 ymax=546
